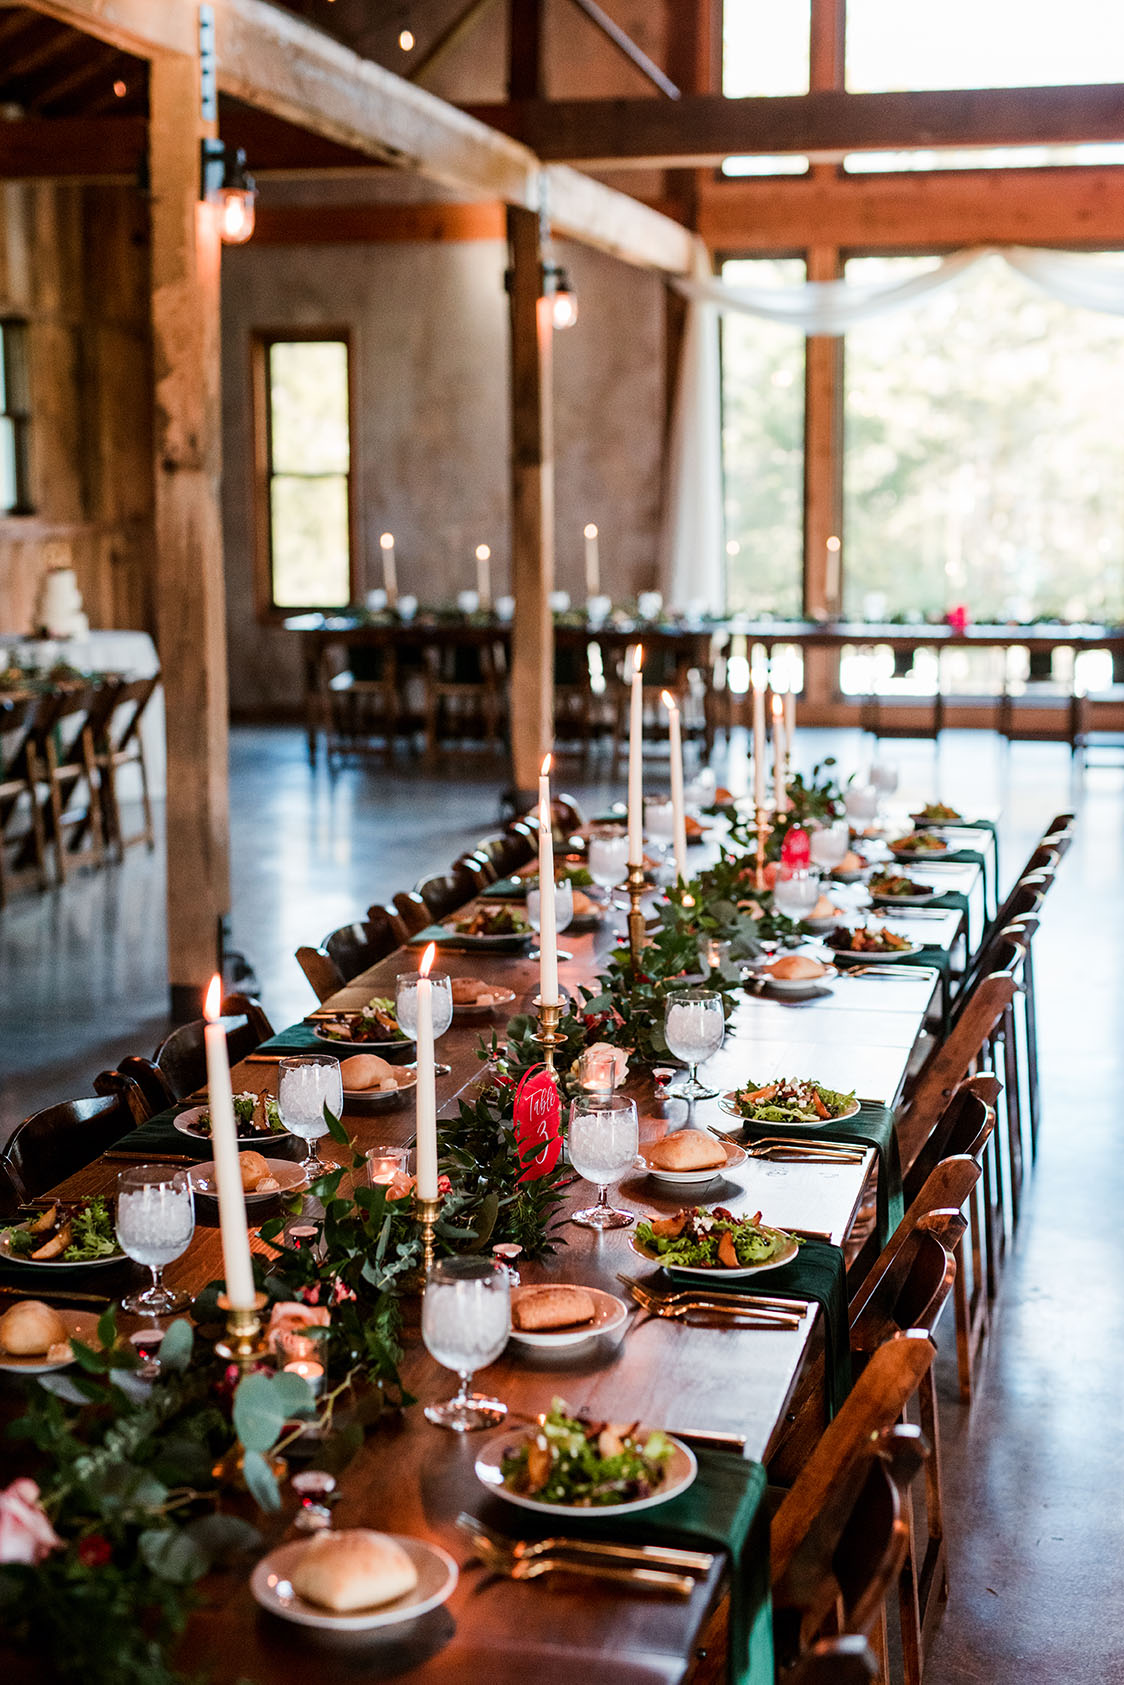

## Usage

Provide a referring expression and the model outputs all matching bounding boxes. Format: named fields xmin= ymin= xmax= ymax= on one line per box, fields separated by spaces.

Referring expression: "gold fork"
xmin=626 ymin=1281 xmax=800 ymax=1330
xmin=471 ymin=1534 xmax=694 ymax=1596
xmin=617 ymin=1273 xmax=807 ymax=1316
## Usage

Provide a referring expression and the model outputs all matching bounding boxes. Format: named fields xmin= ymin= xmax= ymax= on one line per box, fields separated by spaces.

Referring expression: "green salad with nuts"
xmin=634 ymin=1205 xmax=796 ymax=1270
xmin=724 ymin=1078 xmax=857 ymax=1125
xmin=500 ymin=1399 xmax=674 ymax=1506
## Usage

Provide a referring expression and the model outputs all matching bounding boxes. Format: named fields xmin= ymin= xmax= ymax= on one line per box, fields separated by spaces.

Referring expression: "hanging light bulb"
xmin=217 ymin=147 xmax=256 ymax=245
xmin=398 ymin=29 xmax=415 ymax=49
xmin=542 ymin=261 xmax=578 ymax=330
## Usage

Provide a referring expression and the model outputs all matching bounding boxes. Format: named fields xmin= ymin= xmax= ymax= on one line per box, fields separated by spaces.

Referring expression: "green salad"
xmin=726 ymin=1078 xmax=856 ymax=1125
xmin=196 ymin=1091 xmax=283 ymax=1136
xmin=3 ymin=1197 xmax=120 ymax=1263
xmin=501 ymin=1399 xmax=674 ymax=1507
xmin=635 ymin=1205 xmax=795 ymax=1270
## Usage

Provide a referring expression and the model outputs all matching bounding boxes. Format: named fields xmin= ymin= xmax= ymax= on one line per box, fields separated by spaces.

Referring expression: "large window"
xmin=721 ymin=0 xmax=810 ymax=176
xmin=720 ymin=260 xmax=806 ymax=617
xmin=0 ymin=320 xmax=32 ymax=516
xmin=258 ymin=335 xmax=352 ymax=610
xmin=846 ymin=0 xmax=1124 ymax=90
xmin=843 ymin=254 xmax=1124 ymax=626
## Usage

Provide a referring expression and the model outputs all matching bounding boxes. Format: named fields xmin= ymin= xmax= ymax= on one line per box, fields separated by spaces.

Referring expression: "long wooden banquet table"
xmin=19 ymin=827 xmax=993 ymax=1684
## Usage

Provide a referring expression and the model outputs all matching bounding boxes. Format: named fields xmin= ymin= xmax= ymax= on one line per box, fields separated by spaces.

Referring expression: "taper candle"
xmin=537 ymin=754 xmax=560 ymax=1005
xmin=752 ymin=667 xmax=767 ymax=809
xmin=379 ymin=532 xmax=398 ymax=607
xmin=414 ymin=944 xmax=438 ymax=1199
xmin=772 ymin=693 xmax=786 ymax=811
xmin=627 ymin=643 xmax=644 ymax=862
xmin=475 ymin=544 xmax=492 ymax=610
xmin=661 ymin=689 xmax=688 ymax=882
xmin=202 ymin=974 xmax=256 ymax=1309
xmin=583 ymin=523 xmax=600 ymax=598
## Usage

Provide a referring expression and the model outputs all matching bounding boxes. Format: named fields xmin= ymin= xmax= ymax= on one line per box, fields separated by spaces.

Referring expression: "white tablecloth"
xmin=0 ymin=629 xmax=166 ymax=798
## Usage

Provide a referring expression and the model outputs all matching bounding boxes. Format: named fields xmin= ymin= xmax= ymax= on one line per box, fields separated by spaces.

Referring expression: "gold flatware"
xmin=455 ymin=1513 xmax=713 ymax=1574
xmin=0 ymin=1283 xmax=112 ymax=1307
xmin=242 ymin=1053 xmax=284 ymax=1064
xmin=617 ymin=1273 xmax=807 ymax=1317
xmin=747 ymin=1136 xmax=865 ymax=1159
xmin=470 ymin=1535 xmax=693 ymax=1596
xmin=744 ymin=1144 xmax=865 ymax=1165
xmin=101 ymin=1151 xmax=195 ymax=1165
xmin=625 ymin=1281 xmax=800 ymax=1329
xmin=786 ymin=1227 xmax=833 ymax=1243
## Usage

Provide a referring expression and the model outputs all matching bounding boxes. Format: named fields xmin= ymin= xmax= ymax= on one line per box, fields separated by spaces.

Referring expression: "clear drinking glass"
xmin=587 ymin=826 xmax=630 ymax=904
xmin=277 ymin=1055 xmax=343 ymax=1178
xmin=115 ymin=1165 xmax=195 ymax=1315
xmin=844 ymin=783 xmax=879 ymax=825
xmin=663 ymin=988 xmax=725 ymax=1100
xmin=527 ymin=877 xmax=574 ymax=962
xmin=365 ymin=1144 xmax=411 ymax=1186
xmin=422 ymin=1256 xmax=511 ymax=1431
xmin=396 ymin=970 xmax=454 ymax=1076
xmin=869 ymin=761 xmax=899 ymax=825
xmin=684 ymin=766 xmax=717 ymax=810
xmin=567 ymin=1093 xmax=640 ymax=1228
xmin=810 ymin=819 xmax=849 ymax=870
xmin=773 ymin=867 xmax=822 ymax=922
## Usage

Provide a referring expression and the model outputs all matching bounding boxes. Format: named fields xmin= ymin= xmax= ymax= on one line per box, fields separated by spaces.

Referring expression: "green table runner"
xmin=405 ymin=921 xmax=532 ymax=953
xmin=670 ymin=1239 xmax=851 ymax=1419
xmin=110 ymin=1100 xmax=301 ymax=1161
xmin=481 ymin=874 xmax=525 ymax=899
xmin=575 ymin=1448 xmax=772 ymax=1685
xmin=736 ymin=1100 xmax=904 ymax=1250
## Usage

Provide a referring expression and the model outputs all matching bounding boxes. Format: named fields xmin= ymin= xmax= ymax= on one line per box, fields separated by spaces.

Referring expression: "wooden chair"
xmin=117 ymin=1055 xmax=178 ymax=1115
xmin=392 ymin=890 xmax=431 ymax=936
xmin=0 ymin=1158 xmax=24 ymax=1220
xmin=152 ymin=993 xmax=273 ymax=1100
xmin=781 ymin=1636 xmax=879 ymax=1685
xmin=93 ymin=674 xmax=159 ymax=855
xmin=0 ymin=692 xmax=51 ymax=902
xmin=92 ymin=1067 xmax=157 ymax=1127
xmin=453 ymin=851 xmax=495 ymax=890
xmin=475 ymin=829 xmax=535 ymax=877
xmin=40 ymin=681 xmax=112 ymax=883
xmin=771 ymin=1332 xmax=934 ymax=1679
xmin=322 ymin=914 xmax=399 ymax=982
xmin=1 ymin=1094 xmax=136 ymax=1202
xmin=423 ymin=635 xmax=505 ymax=757
xmin=416 ymin=863 xmax=479 ymax=921
xmin=326 ymin=645 xmax=398 ymax=765
xmin=296 ymin=945 xmax=345 ymax=1004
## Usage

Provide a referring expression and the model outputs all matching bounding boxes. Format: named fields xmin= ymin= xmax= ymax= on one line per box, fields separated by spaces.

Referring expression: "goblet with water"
xmin=772 ymin=867 xmax=823 ymax=923
xmin=278 ymin=1055 xmax=343 ymax=1178
xmin=396 ymin=969 xmax=454 ymax=1076
xmin=527 ymin=877 xmax=574 ymax=962
xmin=568 ymin=1093 xmax=640 ymax=1229
xmin=115 ymin=1165 xmax=195 ymax=1315
xmin=810 ymin=819 xmax=849 ymax=870
xmin=663 ymin=988 xmax=726 ymax=1100
xmin=587 ymin=825 xmax=630 ymax=910
xmin=422 ymin=1257 xmax=511 ymax=1431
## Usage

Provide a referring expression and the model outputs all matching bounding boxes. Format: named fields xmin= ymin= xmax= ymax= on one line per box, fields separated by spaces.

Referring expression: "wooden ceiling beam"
xmin=0 ymin=0 xmax=195 ymax=57
xmin=0 ymin=113 xmax=145 ymax=175
xmin=697 ymin=165 xmax=1124 ymax=252
xmin=463 ymin=83 xmax=1124 ymax=167
xmin=250 ymin=200 xmax=506 ymax=243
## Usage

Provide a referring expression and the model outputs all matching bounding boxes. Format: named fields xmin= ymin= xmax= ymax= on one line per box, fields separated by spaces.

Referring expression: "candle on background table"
xmin=414 ymin=944 xmax=438 ymax=1199
xmin=282 ymin=1359 xmax=325 ymax=1398
xmin=583 ymin=523 xmax=600 ymax=598
xmin=627 ymin=643 xmax=644 ymax=863
xmin=537 ymin=754 xmax=560 ymax=1005
xmin=752 ymin=665 xmax=767 ymax=809
xmin=771 ymin=692 xmax=787 ymax=812
xmin=475 ymin=543 xmax=492 ymax=609
xmin=379 ymin=532 xmax=398 ymax=607
xmin=661 ymin=689 xmax=688 ymax=883
xmin=202 ymin=974 xmax=256 ymax=1310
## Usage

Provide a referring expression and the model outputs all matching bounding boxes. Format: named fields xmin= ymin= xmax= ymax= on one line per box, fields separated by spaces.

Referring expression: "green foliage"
xmin=439 ymin=1079 xmax=571 ymax=1257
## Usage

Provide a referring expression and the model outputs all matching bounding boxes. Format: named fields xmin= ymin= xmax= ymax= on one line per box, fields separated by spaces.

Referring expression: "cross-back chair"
xmin=93 ymin=673 xmax=159 ymax=855
xmin=475 ymin=828 xmax=535 ymax=876
xmin=392 ymin=890 xmax=431 ymax=936
xmin=322 ymin=913 xmax=399 ymax=983
xmin=1 ymin=1093 xmax=136 ymax=1202
xmin=116 ymin=1055 xmax=178 ymax=1115
xmin=0 ymin=692 xmax=51 ymax=901
xmin=416 ymin=863 xmax=479 ymax=920
xmin=40 ymin=680 xmax=112 ymax=882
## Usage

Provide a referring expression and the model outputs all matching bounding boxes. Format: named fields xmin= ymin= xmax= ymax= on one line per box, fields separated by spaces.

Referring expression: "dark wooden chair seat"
xmin=152 ymin=993 xmax=274 ymax=1100
xmin=296 ymin=945 xmax=346 ymax=1004
xmin=1 ymin=1093 xmax=136 ymax=1202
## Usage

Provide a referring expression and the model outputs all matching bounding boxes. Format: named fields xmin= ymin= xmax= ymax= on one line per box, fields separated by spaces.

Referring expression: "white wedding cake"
xmin=35 ymin=566 xmax=89 ymax=639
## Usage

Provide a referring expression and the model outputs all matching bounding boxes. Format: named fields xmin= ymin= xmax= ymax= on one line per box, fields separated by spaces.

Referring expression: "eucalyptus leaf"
xmin=232 ymin=1371 xmax=286 ymax=1452
xmin=241 ymin=1448 xmax=282 ymax=1512
xmin=183 ymin=1513 xmax=261 ymax=1564
xmin=107 ymin=1368 xmax=153 ymax=1406
xmin=138 ymin=1527 xmax=209 ymax=1585
xmin=268 ymin=1370 xmax=316 ymax=1419
xmin=159 ymin=1317 xmax=194 ymax=1372
xmin=36 ymin=1372 xmax=90 ymax=1406
xmin=96 ymin=1304 xmax=119 ymax=1350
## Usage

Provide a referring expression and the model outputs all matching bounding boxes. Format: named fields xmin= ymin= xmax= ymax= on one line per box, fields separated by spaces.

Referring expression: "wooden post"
xmin=149 ymin=49 xmax=231 ymax=1020
xmin=506 ymin=203 xmax=555 ymax=798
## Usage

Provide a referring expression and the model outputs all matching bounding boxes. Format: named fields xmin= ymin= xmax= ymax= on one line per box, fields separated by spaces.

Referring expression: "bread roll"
xmin=647 ymin=1131 xmax=726 ymax=1171
xmin=512 ymin=1285 xmax=597 ymax=1331
xmin=450 ymin=977 xmax=486 ymax=1004
xmin=765 ymin=954 xmax=828 ymax=982
xmin=838 ymin=850 xmax=865 ymax=873
xmin=0 ymin=1299 xmax=67 ymax=1357
xmin=238 ymin=1151 xmax=271 ymax=1192
xmin=809 ymin=894 xmax=840 ymax=919
xmin=340 ymin=1053 xmax=395 ymax=1091
xmin=291 ymin=1529 xmax=418 ymax=1613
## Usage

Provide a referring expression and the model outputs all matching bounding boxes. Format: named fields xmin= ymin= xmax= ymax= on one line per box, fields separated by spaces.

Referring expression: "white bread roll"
xmin=450 ymin=977 xmax=487 ymax=1004
xmin=291 ymin=1529 xmax=418 ymax=1613
xmin=647 ymin=1131 xmax=727 ymax=1171
xmin=0 ymin=1299 xmax=67 ymax=1356
xmin=765 ymin=954 xmax=829 ymax=982
xmin=340 ymin=1053 xmax=396 ymax=1091
xmin=512 ymin=1285 xmax=597 ymax=1331
xmin=238 ymin=1150 xmax=271 ymax=1191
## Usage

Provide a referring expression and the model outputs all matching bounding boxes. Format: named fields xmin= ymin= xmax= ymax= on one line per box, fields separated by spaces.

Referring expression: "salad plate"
xmin=889 ymin=834 xmax=950 ymax=860
xmin=0 ymin=1199 xmax=124 ymax=1270
xmin=0 ymin=1309 xmax=102 ymax=1374
xmin=910 ymin=805 xmax=962 ymax=827
xmin=174 ymin=1100 xmax=293 ymax=1145
xmin=719 ymin=1080 xmax=860 ymax=1128
xmin=630 ymin=1207 xmax=799 ymax=1280
xmin=476 ymin=1411 xmax=696 ymax=1518
xmin=450 ymin=984 xmax=517 ymax=1020
xmin=250 ymin=1535 xmax=458 ymax=1633
xmin=312 ymin=1002 xmax=415 ymax=1059
xmin=507 ymin=1285 xmax=628 ymax=1349
xmin=826 ymin=938 xmax=923 ymax=963
xmin=638 ymin=1139 xmax=748 ymax=1189
xmin=868 ymin=885 xmax=941 ymax=907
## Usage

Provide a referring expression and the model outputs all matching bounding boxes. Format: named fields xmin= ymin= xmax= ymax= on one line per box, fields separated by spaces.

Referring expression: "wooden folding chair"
xmin=0 ymin=692 xmax=51 ymax=902
xmin=94 ymin=674 xmax=159 ymax=855
xmin=92 ymin=1067 xmax=157 ymax=1127
xmin=392 ymin=890 xmax=431 ymax=936
xmin=416 ymin=863 xmax=480 ymax=920
xmin=476 ymin=829 xmax=535 ymax=876
xmin=780 ymin=1636 xmax=879 ymax=1685
xmin=40 ymin=681 xmax=112 ymax=883
xmin=2 ymin=1093 xmax=136 ymax=1202
xmin=297 ymin=946 xmax=345 ymax=1004
xmin=117 ymin=1055 xmax=178 ymax=1114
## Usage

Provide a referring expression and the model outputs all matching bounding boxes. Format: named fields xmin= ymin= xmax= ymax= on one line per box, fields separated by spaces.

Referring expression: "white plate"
xmin=828 ymin=940 xmax=923 ymax=962
xmin=189 ymin=1158 xmax=307 ymax=1203
xmin=343 ymin=1069 xmax=418 ymax=1111
xmin=751 ymin=968 xmax=835 ymax=996
xmin=868 ymin=887 xmax=941 ymax=907
xmin=437 ymin=928 xmax=532 ymax=952
xmin=0 ymin=1309 xmax=101 ymax=1373
xmin=0 ymin=1228 xmax=125 ymax=1271
xmin=802 ymin=914 xmax=845 ymax=934
xmin=639 ymin=1138 xmax=749 ymax=1188
xmin=718 ymin=1091 xmax=861 ymax=1127
xmin=475 ymin=1431 xmax=697 ymax=1518
xmin=451 ymin=986 xmax=517 ymax=1020
xmin=250 ymin=1534 xmax=458 ymax=1633
xmin=910 ymin=811 xmax=962 ymax=828
xmin=312 ymin=1024 xmax=416 ymax=1057
xmin=630 ymin=1231 xmax=800 ymax=1280
xmin=830 ymin=868 xmax=868 ymax=884
xmin=508 ymin=1285 xmax=628 ymax=1349
xmin=888 ymin=841 xmax=950 ymax=861
xmin=174 ymin=1105 xmax=293 ymax=1147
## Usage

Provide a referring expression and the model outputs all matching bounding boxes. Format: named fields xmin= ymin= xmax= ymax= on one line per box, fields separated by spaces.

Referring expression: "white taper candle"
xmin=662 ymin=690 xmax=688 ymax=883
xmin=414 ymin=944 xmax=438 ymax=1199
xmin=627 ymin=643 xmax=644 ymax=862
xmin=202 ymin=975 xmax=256 ymax=1309
xmin=537 ymin=755 xmax=559 ymax=1005
xmin=583 ymin=523 xmax=600 ymax=598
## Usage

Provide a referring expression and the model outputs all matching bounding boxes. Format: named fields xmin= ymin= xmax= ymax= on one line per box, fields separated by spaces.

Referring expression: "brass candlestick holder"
xmin=415 ymin=1194 xmax=442 ymax=1286
xmin=215 ymin=1292 xmax=269 ymax=1372
xmin=624 ymin=861 xmax=648 ymax=972
xmin=752 ymin=806 xmax=774 ymax=892
xmin=532 ymin=995 xmax=566 ymax=1070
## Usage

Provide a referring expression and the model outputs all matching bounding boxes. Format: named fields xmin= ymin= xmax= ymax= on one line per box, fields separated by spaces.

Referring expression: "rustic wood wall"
xmin=0 ymin=178 xmax=154 ymax=639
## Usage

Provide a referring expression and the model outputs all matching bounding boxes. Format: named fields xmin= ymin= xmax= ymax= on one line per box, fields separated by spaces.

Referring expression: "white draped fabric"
xmin=658 ymin=245 xmax=1124 ymax=611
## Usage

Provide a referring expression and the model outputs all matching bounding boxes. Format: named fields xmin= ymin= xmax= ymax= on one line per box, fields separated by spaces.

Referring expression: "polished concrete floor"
xmin=1 ymin=725 xmax=1122 ymax=1682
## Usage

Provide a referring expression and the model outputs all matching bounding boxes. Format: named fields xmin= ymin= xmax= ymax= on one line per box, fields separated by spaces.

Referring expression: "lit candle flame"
xmin=633 ymin=643 xmax=644 ymax=676
xmin=419 ymin=943 xmax=436 ymax=979
xmin=660 ymin=688 xmax=676 ymax=711
xmin=204 ymin=973 xmax=222 ymax=1021
xmin=772 ymin=693 xmax=784 ymax=717
xmin=583 ymin=523 xmax=598 ymax=539
xmin=540 ymin=752 xmax=552 ymax=777
xmin=379 ymin=532 xmax=394 ymax=549
xmin=475 ymin=544 xmax=490 ymax=561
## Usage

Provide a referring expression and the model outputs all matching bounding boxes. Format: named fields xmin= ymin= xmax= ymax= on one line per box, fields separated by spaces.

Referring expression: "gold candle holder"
xmin=624 ymin=861 xmax=648 ymax=973
xmin=532 ymin=995 xmax=566 ymax=1070
xmin=414 ymin=1194 xmax=442 ymax=1285
xmin=215 ymin=1292 xmax=269 ymax=1372
xmin=752 ymin=806 xmax=774 ymax=892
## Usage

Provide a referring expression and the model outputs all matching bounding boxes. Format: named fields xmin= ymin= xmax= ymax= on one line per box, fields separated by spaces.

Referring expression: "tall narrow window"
xmin=260 ymin=335 xmax=352 ymax=609
xmin=0 ymin=320 xmax=32 ymax=516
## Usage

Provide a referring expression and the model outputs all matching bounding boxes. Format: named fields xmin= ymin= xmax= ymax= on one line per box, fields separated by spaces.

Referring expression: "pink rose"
xmin=267 ymin=1300 xmax=330 ymax=1363
xmin=0 ymin=1480 xmax=61 ymax=1566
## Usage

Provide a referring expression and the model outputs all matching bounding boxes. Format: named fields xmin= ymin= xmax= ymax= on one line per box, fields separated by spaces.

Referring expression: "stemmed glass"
xmin=278 ymin=1055 xmax=343 ymax=1178
xmin=844 ymin=783 xmax=879 ymax=827
xmin=527 ymin=878 xmax=574 ymax=962
xmin=115 ymin=1166 xmax=195 ymax=1315
xmin=587 ymin=826 xmax=630 ymax=909
xmin=663 ymin=988 xmax=725 ymax=1100
xmin=396 ymin=970 xmax=454 ymax=1077
xmin=567 ymin=1093 xmax=640 ymax=1229
xmin=772 ymin=867 xmax=822 ymax=923
xmin=644 ymin=796 xmax=676 ymax=879
xmin=810 ymin=820 xmax=849 ymax=871
xmin=422 ymin=1256 xmax=511 ymax=1431
xmin=869 ymin=762 xmax=899 ymax=828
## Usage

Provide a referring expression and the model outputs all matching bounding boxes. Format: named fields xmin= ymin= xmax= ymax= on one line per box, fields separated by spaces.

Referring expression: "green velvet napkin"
xmin=405 ymin=921 xmax=532 ymax=953
xmin=573 ymin=1448 xmax=772 ymax=1685
xmin=108 ymin=1100 xmax=302 ymax=1161
xmin=254 ymin=1022 xmax=344 ymax=1055
xmin=669 ymin=1239 xmax=851 ymax=1419
xmin=480 ymin=875 xmax=525 ymax=900
xmin=735 ymin=1100 xmax=904 ymax=1249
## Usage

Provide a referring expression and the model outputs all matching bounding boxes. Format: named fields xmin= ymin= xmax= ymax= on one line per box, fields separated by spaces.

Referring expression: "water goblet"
xmin=869 ymin=761 xmax=899 ymax=827
xmin=844 ymin=783 xmax=879 ymax=827
xmin=278 ymin=1055 xmax=343 ymax=1178
xmin=115 ymin=1165 xmax=195 ymax=1315
xmin=422 ymin=1257 xmax=511 ymax=1431
xmin=527 ymin=877 xmax=574 ymax=962
xmin=396 ymin=969 xmax=454 ymax=1076
xmin=567 ymin=1093 xmax=640 ymax=1229
xmin=644 ymin=796 xmax=676 ymax=875
xmin=810 ymin=819 xmax=849 ymax=870
xmin=772 ymin=867 xmax=822 ymax=923
xmin=663 ymin=988 xmax=725 ymax=1100
xmin=587 ymin=825 xmax=630 ymax=909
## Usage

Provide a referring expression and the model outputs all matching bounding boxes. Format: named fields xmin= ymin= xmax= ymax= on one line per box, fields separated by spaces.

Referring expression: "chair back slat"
xmin=902 ymin=1076 xmax=998 ymax=1202
xmin=297 ymin=945 xmax=346 ymax=1003
xmin=2 ymin=1094 xmax=133 ymax=1201
xmin=153 ymin=998 xmax=271 ymax=1100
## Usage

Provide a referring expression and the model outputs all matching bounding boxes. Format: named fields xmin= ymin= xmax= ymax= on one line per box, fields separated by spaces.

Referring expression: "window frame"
xmin=0 ymin=318 xmax=34 ymax=518
xmin=251 ymin=327 xmax=357 ymax=620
